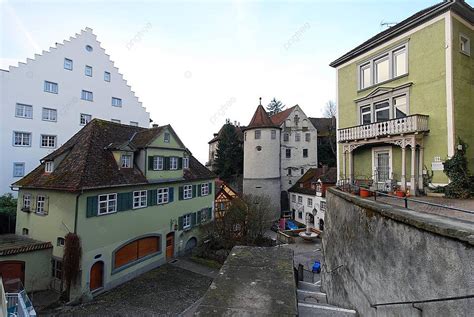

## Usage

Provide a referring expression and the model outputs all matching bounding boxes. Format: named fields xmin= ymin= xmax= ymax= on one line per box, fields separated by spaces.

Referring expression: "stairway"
xmin=297 ymin=281 xmax=357 ymax=317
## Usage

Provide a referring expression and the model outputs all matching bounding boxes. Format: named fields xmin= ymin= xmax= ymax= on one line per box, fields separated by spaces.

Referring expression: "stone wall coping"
xmin=328 ymin=187 xmax=474 ymax=246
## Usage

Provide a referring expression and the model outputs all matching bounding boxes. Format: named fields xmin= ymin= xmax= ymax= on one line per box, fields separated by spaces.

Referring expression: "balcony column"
xmin=342 ymin=150 xmax=347 ymax=181
xmin=349 ymin=150 xmax=354 ymax=184
xmin=418 ymin=147 xmax=424 ymax=191
xmin=401 ymin=146 xmax=406 ymax=191
xmin=410 ymin=145 xmax=416 ymax=194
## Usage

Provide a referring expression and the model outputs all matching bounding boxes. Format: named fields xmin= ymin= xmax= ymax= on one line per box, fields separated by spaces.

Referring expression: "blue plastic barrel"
xmin=312 ymin=261 xmax=321 ymax=273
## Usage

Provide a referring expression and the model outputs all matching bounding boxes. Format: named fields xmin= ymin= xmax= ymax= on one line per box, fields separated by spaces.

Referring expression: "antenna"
xmin=259 ymin=97 xmax=262 ymax=106
xmin=380 ymin=20 xmax=398 ymax=29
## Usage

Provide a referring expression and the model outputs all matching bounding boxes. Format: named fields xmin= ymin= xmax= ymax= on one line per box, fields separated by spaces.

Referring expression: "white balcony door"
xmin=372 ymin=147 xmax=393 ymax=184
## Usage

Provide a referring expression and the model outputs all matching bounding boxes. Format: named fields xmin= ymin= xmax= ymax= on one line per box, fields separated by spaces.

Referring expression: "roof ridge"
xmin=76 ymin=121 xmax=99 ymax=189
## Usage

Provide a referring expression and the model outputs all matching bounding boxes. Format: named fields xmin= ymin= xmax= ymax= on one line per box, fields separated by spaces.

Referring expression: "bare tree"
xmin=323 ymin=100 xmax=336 ymax=118
xmin=323 ymin=100 xmax=337 ymax=157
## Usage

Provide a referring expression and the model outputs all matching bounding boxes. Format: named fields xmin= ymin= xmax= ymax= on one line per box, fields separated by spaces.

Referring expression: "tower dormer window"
xmin=45 ymin=161 xmax=54 ymax=173
xmin=121 ymin=154 xmax=132 ymax=168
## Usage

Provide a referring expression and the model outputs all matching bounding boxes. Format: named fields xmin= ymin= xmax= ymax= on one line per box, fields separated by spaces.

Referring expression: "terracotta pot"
xmin=396 ymin=191 xmax=405 ymax=197
xmin=360 ymin=188 xmax=370 ymax=198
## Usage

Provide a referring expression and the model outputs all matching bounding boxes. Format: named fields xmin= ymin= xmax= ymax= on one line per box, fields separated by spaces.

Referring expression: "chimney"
xmin=152 ymin=124 xmax=159 ymax=128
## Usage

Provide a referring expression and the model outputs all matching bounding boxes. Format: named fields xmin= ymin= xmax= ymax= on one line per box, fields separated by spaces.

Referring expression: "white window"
xmin=121 ymin=154 xmax=132 ymax=168
xmin=157 ymin=188 xmax=169 ymax=204
xmin=153 ymin=156 xmax=164 ymax=170
xmin=170 ymin=157 xmax=178 ymax=170
xmin=15 ymin=104 xmax=33 ymax=119
xmin=111 ymin=119 xmax=121 ymax=124
xmin=13 ymin=162 xmax=25 ymax=177
xmin=130 ymin=121 xmax=139 ymax=126
xmin=393 ymin=95 xmax=407 ymax=118
xmin=460 ymin=34 xmax=471 ymax=56
xmin=41 ymin=135 xmax=57 ymax=148
xmin=163 ymin=132 xmax=170 ymax=143
xmin=295 ymin=132 xmax=301 ymax=142
xmin=307 ymin=198 xmax=313 ymax=207
xmin=23 ymin=194 xmax=31 ymax=210
xmin=183 ymin=157 xmax=189 ymax=169
xmin=271 ymin=130 xmax=276 ymax=140
xmin=374 ymin=101 xmax=390 ymax=123
xmin=104 ymin=71 xmax=111 ymax=82
xmin=360 ymin=106 xmax=372 ymax=125
xmin=255 ymin=130 xmax=261 ymax=139
xmin=45 ymin=161 xmax=54 ymax=173
xmin=360 ymin=63 xmax=371 ymax=89
xmin=298 ymin=196 xmax=303 ymax=204
xmin=44 ymin=81 xmax=58 ymax=93
xmin=36 ymin=195 xmax=46 ymax=214
xmin=85 ymin=65 xmax=93 ymax=77
xmin=98 ymin=193 xmax=117 ymax=215
xmin=201 ymin=183 xmax=209 ymax=196
xmin=183 ymin=214 xmax=191 ymax=229
xmin=42 ymin=108 xmax=57 ymax=122
xmin=80 ymin=113 xmax=92 ymax=125
xmin=183 ymin=185 xmax=192 ymax=199
xmin=112 ymin=97 xmax=122 ymax=107
xmin=13 ymin=132 xmax=31 ymax=146
xmin=81 ymin=90 xmax=93 ymax=101
xmin=320 ymin=201 xmax=327 ymax=212
xmin=374 ymin=55 xmax=389 ymax=84
xmin=133 ymin=190 xmax=147 ymax=209
xmin=64 ymin=58 xmax=73 ymax=70
xmin=291 ymin=194 xmax=296 ymax=203
xmin=393 ymin=47 xmax=407 ymax=77
xmin=305 ymin=133 xmax=311 ymax=142
xmin=283 ymin=133 xmax=289 ymax=142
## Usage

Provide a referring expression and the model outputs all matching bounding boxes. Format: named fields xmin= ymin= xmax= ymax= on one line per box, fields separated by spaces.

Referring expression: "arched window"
xmin=113 ymin=235 xmax=161 ymax=271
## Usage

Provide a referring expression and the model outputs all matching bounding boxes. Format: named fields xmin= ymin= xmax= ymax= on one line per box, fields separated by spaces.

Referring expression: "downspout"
xmin=145 ymin=148 xmax=148 ymax=177
xmin=74 ymin=190 xmax=84 ymax=234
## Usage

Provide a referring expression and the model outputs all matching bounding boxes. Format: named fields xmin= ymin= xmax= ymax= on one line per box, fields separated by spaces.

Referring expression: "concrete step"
xmin=297 ymin=289 xmax=327 ymax=304
xmin=298 ymin=302 xmax=357 ymax=317
xmin=298 ymin=281 xmax=321 ymax=292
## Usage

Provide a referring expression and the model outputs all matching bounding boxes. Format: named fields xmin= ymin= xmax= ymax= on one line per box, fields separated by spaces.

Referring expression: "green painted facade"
xmin=337 ymin=14 xmax=473 ymax=185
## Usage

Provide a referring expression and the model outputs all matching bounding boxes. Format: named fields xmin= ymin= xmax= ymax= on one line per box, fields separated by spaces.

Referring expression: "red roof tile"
xmin=270 ymin=106 xmax=296 ymax=126
xmin=243 ymin=105 xmax=278 ymax=131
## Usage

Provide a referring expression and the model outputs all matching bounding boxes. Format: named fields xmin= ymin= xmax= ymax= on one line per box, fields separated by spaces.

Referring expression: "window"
xmin=80 ymin=113 xmax=92 ymax=125
xmin=298 ymin=211 xmax=303 ymax=219
xmin=291 ymin=194 xmax=296 ymax=203
xmin=57 ymin=237 xmax=65 ymax=247
xmin=183 ymin=185 xmax=192 ymax=200
xmin=170 ymin=157 xmax=178 ymax=170
xmin=121 ymin=154 xmax=132 ymax=168
xmin=374 ymin=101 xmax=390 ymax=122
xmin=303 ymin=149 xmax=308 ymax=158
xmin=200 ymin=209 xmax=208 ymax=223
xmin=64 ymin=58 xmax=73 ymax=70
xmin=41 ymin=135 xmax=57 ymax=148
xmin=255 ymin=130 xmax=261 ymax=139
xmin=393 ymin=95 xmax=407 ymax=118
xmin=15 ymin=104 xmax=33 ymax=119
xmin=112 ymin=97 xmax=122 ymax=107
xmin=287 ymin=168 xmax=292 ymax=176
xmin=104 ymin=71 xmax=111 ymax=82
xmin=13 ymin=162 xmax=25 ymax=177
xmin=283 ymin=133 xmax=289 ymax=142
xmin=271 ymin=130 xmax=276 ymax=140
xmin=98 ymin=194 xmax=117 ymax=215
xmin=183 ymin=157 xmax=189 ymax=169
xmin=164 ymin=132 xmax=170 ymax=143
xmin=295 ymin=132 xmax=301 ymax=142
xmin=13 ymin=132 xmax=31 ymax=146
xmin=305 ymin=133 xmax=311 ymax=142
xmin=374 ymin=55 xmax=389 ymax=84
xmin=44 ymin=81 xmax=58 ymax=94
xmin=85 ymin=45 xmax=93 ymax=52
xmin=130 ymin=121 xmax=138 ymax=126
xmin=133 ymin=190 xmax=147 ymax=209
xmin=45 ymin=161 xmax=54 ymax=173
xmin=23 ymin=194 xmax=31 ymax=210
xmin=52 ymin=259 xmax=63 ymax=280
xmin=360 ymin=106 xmax=372 ymax=125
xmin=201 ymin=183 xmax=209 ymax=196
xmin=42 ymin=108 xmax=57 ymax=122
xmin=393 ymin=47 xmax=407 ymax=77
xmin=320 ymin=201 xmax=327 ymax=212
xmin=157 ymin=188 xmax=169 ymax=204
xmin=85 ymin=65 xmax=93 ymax=77
xmin=111 ymin=119 xmax=121 ymax=124
xmin=153 ymin=156 xmax=164 ymax=170
xmin=256 ymin=146 xmax=262 ymax=151
xmin=36 ymin=195 xmax=46 ymax=214
xmin=360 ymin=63 xmax=371 ymax=89
xmin=22 ymin=228 xmax=29 ymax=236
xmin=81 ymin=90 xmax=93 ymax=101
xmin=301 ymin=168 xmax=304 ymax=175
xmin=183 ymin=214 xmax=191 ymax=229
xmin=286 ymin=149 xmax=291 ymax=158
xmin=298 ymin=196 xmax=303 ymax=204
xmin=307 ymin=198 xmax=313 ymax=207
xmin=460 ymin=34 xmax=471 ymax=56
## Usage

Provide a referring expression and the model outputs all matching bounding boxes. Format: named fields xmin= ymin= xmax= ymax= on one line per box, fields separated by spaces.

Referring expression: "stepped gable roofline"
xmin=241 ymin=105 xmax=279 ymax=131
xmin=330 ymin=0 xmax=474 ymax=68
xmin=269 ymin=105 xmax=297 ymax=126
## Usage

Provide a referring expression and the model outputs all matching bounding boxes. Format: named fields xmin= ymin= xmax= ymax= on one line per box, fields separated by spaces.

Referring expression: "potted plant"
xmin=360 ymin=187 xmax=370 ymax=198
xmin=395 ymin=190 xmax=405 ymax=197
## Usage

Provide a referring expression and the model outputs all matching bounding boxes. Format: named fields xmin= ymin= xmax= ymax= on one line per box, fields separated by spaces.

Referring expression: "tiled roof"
xmin=131 ymin=126 xmax=166 ymax=148
xmin=0 ymin=234 xmax=53 ymax=256
xmin=288 ymin=167 xmax=337 ymax=195
xmin=14 ymin=119 xmax=214 ymax=191
xmin=309 ymin=117 xmax=336 ymax=136
xmin=242 ymin=105 xmax=278 ymax=131
xmin=269 ymin=106 xmax=297 ymax=126
xmin=330 ymin=1 xmax=473 ymax=67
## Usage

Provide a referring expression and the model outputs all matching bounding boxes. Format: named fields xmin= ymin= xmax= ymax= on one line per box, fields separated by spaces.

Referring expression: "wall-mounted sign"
xmin=431 ymin=161 xmax=444 ymax=171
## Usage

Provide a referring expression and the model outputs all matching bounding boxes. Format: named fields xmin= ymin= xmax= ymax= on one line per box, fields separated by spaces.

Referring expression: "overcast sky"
xmin=2 ymin=0 xmax=470 ymax=163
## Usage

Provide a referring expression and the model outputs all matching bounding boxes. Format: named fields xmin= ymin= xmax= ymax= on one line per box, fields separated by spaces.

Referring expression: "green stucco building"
xmin=330 ymin=0 xmax=473 ymax=192
xmin=8 ymin=119 xmax=215 ymax=299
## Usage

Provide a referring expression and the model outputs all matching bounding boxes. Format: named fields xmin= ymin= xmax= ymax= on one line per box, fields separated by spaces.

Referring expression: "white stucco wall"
xmin=0 ymin=28 xmax=150 ymax=194
xmin=289 ymin=191 xmax=326 ymax=230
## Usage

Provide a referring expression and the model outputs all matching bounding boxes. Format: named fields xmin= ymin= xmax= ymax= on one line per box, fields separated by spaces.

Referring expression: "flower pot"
xmin=360 ymin=188 xmax=370 ymax=198
xmin=396 ymin=191 xmax=405 ymax=198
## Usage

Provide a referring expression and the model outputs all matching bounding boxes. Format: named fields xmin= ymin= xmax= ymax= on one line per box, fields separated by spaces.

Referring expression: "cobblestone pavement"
xmin=40 ymin=264 xmax=212 ymax=316
xmin=368 ymin=195 xmax=474 ymax=223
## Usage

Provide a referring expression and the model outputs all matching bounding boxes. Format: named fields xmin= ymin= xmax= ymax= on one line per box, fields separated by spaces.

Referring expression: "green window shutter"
xmin=192 ymin=185 xmax=197 ymax=198
xmin=148 ymin=156 xmax=154 ymax=170
xmin=164 ymin=157 xmax=170 ymax=170
xmin=117 ymin=192 xmax=133 ymax=211
xmin=86 ymin=196 xmax=98 ymax=218
xmin=148 ymin=189 xmax=157 ymax=206
xmin=197 ymin=184 xmax=202 ymax=197
xmin=196 ymin=210 xmax=201 ymax=223
xmin=169 ymin=187 xmax=174 ymax=202
xmin=178 ymin=157 xmax=183 ymax=169
xmin=208 ymin=207 xmax=212 ymax=220
xmin=179 ymin=186 xmax=183 ymax=200
xmin=178 ymin=216 xmax=183 ymax=230
xmin=209 ymin=182 xmax=213 ymax=194
xmin=191 ymin=212 xmax=197 ymax=227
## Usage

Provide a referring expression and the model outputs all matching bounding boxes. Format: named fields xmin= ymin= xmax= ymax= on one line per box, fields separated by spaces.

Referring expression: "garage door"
xmin=114 ymin=236 xmax=160 ymax=270
xmin=0 ymin=261 xmax=25 ymax=292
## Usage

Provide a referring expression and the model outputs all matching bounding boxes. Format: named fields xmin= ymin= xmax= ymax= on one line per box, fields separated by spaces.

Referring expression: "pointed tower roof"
xmin=242 ymin=104 xmax=279 ymax=131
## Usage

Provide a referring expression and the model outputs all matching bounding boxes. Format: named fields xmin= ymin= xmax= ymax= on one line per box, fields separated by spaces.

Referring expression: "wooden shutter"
xmin=178 ymin=186 xmax=183 ymax=200
xmin=191 ymin=212 xmax=197 ymax=227
xmin=118 ymin=192 xmax=133 ymax=211
xmin=43 ymin=196 xmax=49 ymax=215
xmin=208 ymin=207 xmax=212 ymax=220
xmin=192 ymin=185 xmax=197 ymax=198
xmin=209 ymin=182 xmax=213 ymax=194
xmin=169 ymin=187 xmax=174 ymax=202
xmin=196 ymin=210 xmax=201 ymax=223
xmin=164 ymin=157 xmax=170 ymax=170
xmin=148 ymin=189 xmax=157 ymax=206
xmin=86 ymin=196 xmax=98 ymax=218
xmin=148 ymin=156 xmax=154 ymax=170
xmin=197 ymin=184 xmax=202 ymax=197
xmin=138 ymin=237 xmax=159 ymax=258
xmin=178 ymin=158 xmax=183 ymax=169
xmin=178 ymin=216 xmax=183 ymax=230
xmin=114 ymin=241 xmax=138 ymax=269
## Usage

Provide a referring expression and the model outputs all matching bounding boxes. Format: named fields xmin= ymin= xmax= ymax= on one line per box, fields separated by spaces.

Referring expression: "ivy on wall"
xmin=443 ymin=138 xmax=473 ymax=199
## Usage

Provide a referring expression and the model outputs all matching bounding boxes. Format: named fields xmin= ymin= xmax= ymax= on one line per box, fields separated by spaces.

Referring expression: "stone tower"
xmin=242 ymin=102 xmax=281 ymax=216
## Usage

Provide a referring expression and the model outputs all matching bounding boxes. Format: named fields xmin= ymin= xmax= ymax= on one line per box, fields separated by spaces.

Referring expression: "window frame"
xmin=98 ymin=193 xmax=117 ymax=215
xmin=13 ymin=131 xmax=32 ymax=147
xmin=121 ymin=154 xmax=132 ymax=168
xmin=307 ymin=198 xmax=313 ymax=207
xmin=64 ymin=58 xmax=73 ymax=70
xmin=104 ymin=71 xmax=111 ymax=82
xmin=460 ymin=33 xmax=471 ymax=56
xmin=297 ymin=196 xmax=303 ymax=204
xmin=254 ymin=130 xmax=261 ymax=139
xmin=291 ymin=194 xmax=296 ymax=203
xmin=44 ymin=81 xmax=58 ymax=94
xmin=305 ymin=133 xmax=311 ymax=142
xmin=85 ymin=65 xmax=93 ymax=77
xmin=374 ymin=54 xmax=390 ymax=84
xmin=164 ymin=132 xmax=170 ymax=143
xmin=170 ymin=157 xmax=178 ymax=170
xmin=183 ymin=185 xmax=193 ymax=200
xmin=45 ymin=161 xmax=54 ymax=173
xmin=40 ymin=134 xmax=57 ymax=148
xmin=15 ymin=103 xmax=33 ymax=119
xmin=271 ymin=130 xmax=276 ymax=140
xmin=153 ymin=156 xmax=164 ymax=170
xmin=303 ymin=149 xmax=308 ymax=158
xmin=36 ymin=195 xmax=46 ymax=214
xmin=13 ymin=162 xmax=25 ymax=177
xmin=23 ymin=194 xmax=31 ymax=210
xmin=183 ymin=214 xmax=191 ymax=229
xmin=133 ymin=190 xmax=147 ymax=209
xmin=283 ymin=133 xmax=289 ymax=142
xmin=285 ymin=148 xmax=291 ymax=158
xmin=157 ymin=188 xmax=169 ymax=204
xmin=201 ymin=183 xmax=209 ymax=196
xmin=81 ymin=90 xmax=93 ymax=101
xmin=42 ymin=107 xmax=57 ymax=122
xmin=80 ymin=113 xmax=92 ymax=125
xmin=183 ymin=157 xmax=189 ymax=169
xmin=112 ymin=97 xmax=122 ymax=107
xmin=295 ymin=132 xmax=301 ymax=142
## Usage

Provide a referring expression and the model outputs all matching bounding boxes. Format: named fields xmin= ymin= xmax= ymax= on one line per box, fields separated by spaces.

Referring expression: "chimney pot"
xmin=152 ymin=124 xmax=159 ymax=128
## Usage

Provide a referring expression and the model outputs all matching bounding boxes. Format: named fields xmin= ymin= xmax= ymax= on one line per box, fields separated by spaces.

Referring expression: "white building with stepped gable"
xmin=1 ymin=27 xmax=150 ymax=194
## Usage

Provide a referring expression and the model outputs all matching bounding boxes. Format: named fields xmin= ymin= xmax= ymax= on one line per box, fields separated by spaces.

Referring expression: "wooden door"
xmin=90 ymin=261 xmax=104 ymax=291
xmin=166 ymin=233 xmax=174 ymax=260
xmin=0 ymin=261 xmax=25 ymax=292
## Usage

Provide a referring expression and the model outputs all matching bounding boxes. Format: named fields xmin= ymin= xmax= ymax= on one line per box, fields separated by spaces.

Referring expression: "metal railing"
xmin=371 ymin=294 xmax=474 ymax=309
xmin=5 ymin=293 xmax=28 ymax=317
